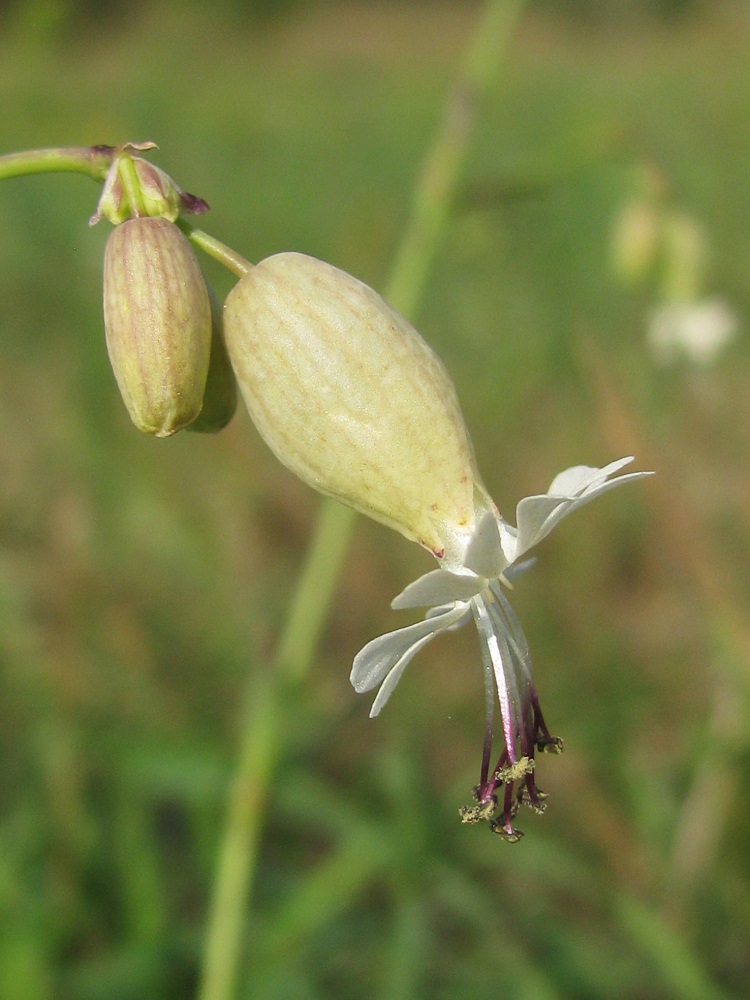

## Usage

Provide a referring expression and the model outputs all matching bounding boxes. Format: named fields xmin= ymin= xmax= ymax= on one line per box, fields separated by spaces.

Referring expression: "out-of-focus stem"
xmin=385 ymin=0 xmax=525 ymax=315
xmin=197 ymin=3 xmax=527 ymax=999
xmin=0 ymin=145 xmax=113 ymax=182
xmin=577 ymin=334 xmax=750 ymax=920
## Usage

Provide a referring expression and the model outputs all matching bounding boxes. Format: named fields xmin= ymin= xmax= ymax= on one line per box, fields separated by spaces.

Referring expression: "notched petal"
xmin=547 ymin=457 xmax=635 ymax=497
xmin=350 ymin=605 xmax=466 ymax=694
xmin=514 ymin=458 xmax=653 ymax=557
xmin=368 ymin=632 xmax=436 ymax=716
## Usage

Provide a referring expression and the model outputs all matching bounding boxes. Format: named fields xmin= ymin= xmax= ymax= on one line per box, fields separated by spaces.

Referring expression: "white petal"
xmin=462 ymin=508 xmax=507 ymax=579
xmin=368 ymin=632 xmax=435 ymax=717
xmin=514 ymin=495 xmax=571 ymax=557
xmin=350 ymin=604 xmax=467 ymax=694
xmin=391 ymin=568 xmax=484 ymax=609
xmin=547 ymin=456 xmax=635 ymax=497
xmin=497 ymin=520 xmax=520 ymax=565
xmin=514 ymin=459 xmax=652 ymax=557
xmin=501 ymin=556 xmax=537 ymax=584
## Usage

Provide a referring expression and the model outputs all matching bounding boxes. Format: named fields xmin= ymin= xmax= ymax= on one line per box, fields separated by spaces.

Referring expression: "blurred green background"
xmin=1 ymin=1 xmax=749 ymax=998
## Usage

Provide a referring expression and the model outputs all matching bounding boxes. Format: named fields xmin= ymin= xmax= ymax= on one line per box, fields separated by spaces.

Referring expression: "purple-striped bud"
xmin=103 ymin=217 xmax=211 ymax=436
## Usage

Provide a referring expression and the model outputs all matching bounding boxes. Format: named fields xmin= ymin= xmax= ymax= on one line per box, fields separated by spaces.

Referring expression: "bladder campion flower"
xmin=647 ymin=298 xmax=738 ymax=367
xmin=223 ymin=252 xmax=652 ymax=839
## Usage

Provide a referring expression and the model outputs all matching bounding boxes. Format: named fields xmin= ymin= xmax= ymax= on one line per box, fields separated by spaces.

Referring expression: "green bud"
xmin=103 ymin=217 xmax=211 ymax=436
xmin=186 ymin=286 xmax=238 ymax=433
xmin=223 ymin=252 xmax=484 ymax=557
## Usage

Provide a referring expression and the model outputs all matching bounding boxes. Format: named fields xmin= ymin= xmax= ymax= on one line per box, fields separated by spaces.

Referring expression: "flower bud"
xmin=223 ymin=252 xmax=484 ymax=557
xmin=186 ymin=286 xmax=238 ymax=433
xmin=103 ymin=217 xmax=211 ymax=436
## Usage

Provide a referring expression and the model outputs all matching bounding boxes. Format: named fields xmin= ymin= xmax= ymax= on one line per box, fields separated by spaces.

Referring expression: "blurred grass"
xmin=1 ymin=2 xmax=749 ymax=998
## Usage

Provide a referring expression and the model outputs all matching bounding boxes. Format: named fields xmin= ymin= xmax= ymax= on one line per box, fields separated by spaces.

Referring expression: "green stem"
xmin=197 ymin=671 xmax=279 ymax=1000
xmin=180 ymin=223 xmax=253 ymax=278
xmin=273 ymin=501 xmax=358 ymax=686
xmin=0 ymin=145 xmax=113 ymax=183
xmin=196 ymin=3 xmax=526 ymax=999
xmin=384 ymin=0 xmax=525 ymax=315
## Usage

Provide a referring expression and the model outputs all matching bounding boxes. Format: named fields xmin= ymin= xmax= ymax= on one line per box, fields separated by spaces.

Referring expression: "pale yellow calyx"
xmin=223 ymin=252 xmax=483 ymax=555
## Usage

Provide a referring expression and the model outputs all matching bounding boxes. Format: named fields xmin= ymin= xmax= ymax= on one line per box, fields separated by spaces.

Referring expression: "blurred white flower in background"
xmin=611 ymin=163 xmax=741 ymax=368
xmin=648 ymin=297 xmax=739 ymax=367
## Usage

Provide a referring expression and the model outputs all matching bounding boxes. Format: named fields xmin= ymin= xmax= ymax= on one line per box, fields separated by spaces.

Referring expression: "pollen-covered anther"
xmin=538 ymin=735 xmax=564 ymax=754
xmin=494 ymin=756 xmax=535 ymax=785
xmin=490 ymin=820 xmax=524 ymax=843
xmin=459 ymin=805 xmax=482 ymax=825
xmin=518 ymin=786 xmax=548 ymax=815
xmin=459 ymin=790 xmax=497 ymax=824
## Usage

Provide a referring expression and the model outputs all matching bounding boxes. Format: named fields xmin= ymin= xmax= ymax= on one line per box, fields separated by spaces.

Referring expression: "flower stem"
xmin=197 ymin=3 xmax=526 ymax=998
xmin=180 ymin=222 xmax=253 ymax=278
xmin=0 ymin=145 xmax=113 ymax=183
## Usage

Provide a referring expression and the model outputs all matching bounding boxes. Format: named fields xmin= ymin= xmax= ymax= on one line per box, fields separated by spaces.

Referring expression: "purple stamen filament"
xmin=465 ymin=589 xmax=561 ymax=840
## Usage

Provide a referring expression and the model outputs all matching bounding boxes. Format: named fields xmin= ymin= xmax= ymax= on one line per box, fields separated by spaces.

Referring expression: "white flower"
xmin=222 ymin=252 xmax=652 ymax=839
xmin=351 ymin=457 xmax=652 ymax=840
xmin=648 ymin=298 xmax=739 ymax=367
